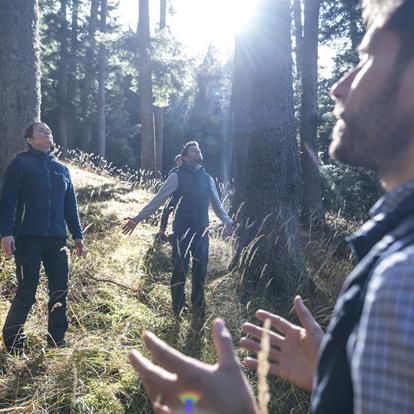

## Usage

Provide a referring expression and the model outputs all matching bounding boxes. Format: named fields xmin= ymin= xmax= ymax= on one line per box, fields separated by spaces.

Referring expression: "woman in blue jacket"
xmin=0 ymin=122 xmax=84 ymax=354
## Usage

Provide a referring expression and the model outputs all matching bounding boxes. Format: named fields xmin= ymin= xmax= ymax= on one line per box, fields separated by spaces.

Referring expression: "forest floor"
xmin=0 ymin=156 xmax=355 ymax=413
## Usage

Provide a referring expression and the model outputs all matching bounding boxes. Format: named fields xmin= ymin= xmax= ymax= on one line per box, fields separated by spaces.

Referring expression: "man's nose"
xmin=330 ymin=67 xmax=359 ymax=101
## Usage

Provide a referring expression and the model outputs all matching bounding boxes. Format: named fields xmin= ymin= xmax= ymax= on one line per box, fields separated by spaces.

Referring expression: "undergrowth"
xmin=0 ymin=151 xmax=355 ymax=413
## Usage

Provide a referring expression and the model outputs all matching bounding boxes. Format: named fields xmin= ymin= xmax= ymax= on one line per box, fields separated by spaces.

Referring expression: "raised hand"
xmin=240 ymin=296 xmax=323 ymax=391
xmin=128 ymin=319 xmax=258 ymax=414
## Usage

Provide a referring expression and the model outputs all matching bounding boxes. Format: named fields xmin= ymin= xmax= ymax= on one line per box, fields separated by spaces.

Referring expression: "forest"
xmin=0 ymin=0 xmax=389 ymax=412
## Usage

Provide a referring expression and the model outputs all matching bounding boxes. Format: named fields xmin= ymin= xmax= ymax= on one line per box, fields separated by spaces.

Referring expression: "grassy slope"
xmin=0 ymin=162 xmax=354 ymax=413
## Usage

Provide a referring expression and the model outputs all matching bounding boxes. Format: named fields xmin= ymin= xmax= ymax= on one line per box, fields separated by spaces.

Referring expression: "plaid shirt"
xmin=351 ymin=180 xmax=414 ymax=414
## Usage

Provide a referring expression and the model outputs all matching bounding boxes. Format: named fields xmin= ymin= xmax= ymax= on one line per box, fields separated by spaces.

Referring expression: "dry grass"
xmin=0 ymin=153 xmax=353 ymax=413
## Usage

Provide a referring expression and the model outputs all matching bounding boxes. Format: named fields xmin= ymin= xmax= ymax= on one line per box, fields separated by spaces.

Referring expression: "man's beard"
xmin=329 ymin=83 xmax=413 ymax=172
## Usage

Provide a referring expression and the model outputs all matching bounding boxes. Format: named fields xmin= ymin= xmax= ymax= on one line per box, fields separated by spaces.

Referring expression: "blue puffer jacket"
xmin=0 ymin=148 xmax=83 ymax=240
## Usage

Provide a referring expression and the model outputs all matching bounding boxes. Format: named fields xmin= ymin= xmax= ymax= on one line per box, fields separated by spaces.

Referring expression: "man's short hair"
xmin=362 ymin=0 xmax=405 ymax=25
xmin=363 ymin=0 xmax=414 ymax=51
xmin=181 ymin=141 xmax=199 ymax=157
xmin=363 ymin=0 xmax=414 ymax=78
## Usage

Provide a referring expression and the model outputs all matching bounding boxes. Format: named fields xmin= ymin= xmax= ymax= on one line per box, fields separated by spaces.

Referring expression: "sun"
xmin=117 ymin=0 xmax=257 ymax=53
xmin=172 ymin=0 xmax=257 ymax=52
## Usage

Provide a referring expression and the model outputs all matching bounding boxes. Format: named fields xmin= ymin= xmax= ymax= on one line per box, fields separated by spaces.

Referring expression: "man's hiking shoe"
xmin=47 ymin=339 xmax=68 ymax=349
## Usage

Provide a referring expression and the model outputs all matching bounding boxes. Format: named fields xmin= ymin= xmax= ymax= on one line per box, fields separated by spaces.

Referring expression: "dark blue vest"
xmin=172 ymin=165 xmax=211 ymax=236
xmin=312 ymin=192 xmax=414 ymax=413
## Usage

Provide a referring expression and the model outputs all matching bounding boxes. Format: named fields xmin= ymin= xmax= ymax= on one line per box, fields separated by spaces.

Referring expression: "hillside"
xmin=0 ymin=160 xmax=354 ymax=413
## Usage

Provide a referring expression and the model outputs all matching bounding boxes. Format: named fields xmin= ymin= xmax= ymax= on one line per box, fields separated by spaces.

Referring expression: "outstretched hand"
xmin=122 ymin=218 xmax=138 ymax=235
xmin=128 ymin=319 xmax=258 ymax=414
xmin=240 ymin=296 xmax=323 ymax=391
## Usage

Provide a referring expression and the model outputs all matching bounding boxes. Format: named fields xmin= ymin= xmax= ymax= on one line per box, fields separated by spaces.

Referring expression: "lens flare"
xmin=179 ymin=391 xmax=202 ymax=413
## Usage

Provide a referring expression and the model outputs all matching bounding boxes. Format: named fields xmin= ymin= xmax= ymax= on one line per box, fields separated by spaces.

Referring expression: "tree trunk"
xmin=97 ymin=0 xmax=107 ymax=157
xmin=0 ymin=0 xmax=40 ymax=185
xmin=300 ymin=0 xmax=323 ymax=223
xmin=57 ymin=0 xmax=69 ymax=150
xmin=292 ymin=0 xmax=303 ymax=79
xmin=154 ymin=106 xmax=164 ymax=174
xmin=154 ymin=0 xmax=167 ymax=174
xmin=79 ymin=0 xmax=99 ymax=151
xmin=67 ymin=0 xmax=79 ymax=149
xmin=230 ymin=29 xmax=252 ymax=214
xmin=138 ymin=0 xmax=156 ymax=173
xmin=234 ymin=0 xmax=306 ymax=297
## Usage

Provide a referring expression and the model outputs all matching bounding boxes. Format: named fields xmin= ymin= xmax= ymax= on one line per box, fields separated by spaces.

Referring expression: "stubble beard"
xmin=329 ymin=86 xmax=412 ymax=173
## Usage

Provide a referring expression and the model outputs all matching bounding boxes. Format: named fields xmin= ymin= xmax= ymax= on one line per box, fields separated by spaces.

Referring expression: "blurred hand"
xmin=74 ymin=239 xmax=85 ymax=257
xmin=1 ymin=236 xmax=16 ymax=258
xmin=128 ymin=319 xmax=258 ymax=414
xmin=122 ymin=218 xmax=138 ymax=235
xmin=240 ymin=296 xmax=323 ymax=391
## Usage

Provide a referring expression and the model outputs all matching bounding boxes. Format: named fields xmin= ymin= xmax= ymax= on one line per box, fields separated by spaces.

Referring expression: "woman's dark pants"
xmin=2 ymin=237 xmax=69 ymax=352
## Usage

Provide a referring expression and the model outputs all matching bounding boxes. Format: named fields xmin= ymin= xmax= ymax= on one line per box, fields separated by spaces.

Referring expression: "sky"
xmin=116 ymin=0 xmax=254 ymax=55
xmin=116 ymin=0 xmax=335 ymax=73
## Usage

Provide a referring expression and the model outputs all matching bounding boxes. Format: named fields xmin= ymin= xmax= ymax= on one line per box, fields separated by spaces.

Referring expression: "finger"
xmin=243 ymin=358 xmax=281 ymax=377
xmin=128 ymin=350 xmax=177 ymax=400
xmin=11 ymin=240 xmax=16 ymax=253
xmin=143 ymin=332 xmax=201 ymax=376
xmin=255 ymin=309 xmax=293 ymax=335
xmin=293 ymin=296 xmax=318 ymax=331
xmin=212 ymin=319 xmax=238 ymax=369
xmin=154 ymin=404 xmax=172 ymax=414
xmin=243 ymin=357 xmax=258 ymax=371
xmin=241 ymin=322 xmax=284 ymax=348
xmin=240 ymin=337 xmax=280 ymax=361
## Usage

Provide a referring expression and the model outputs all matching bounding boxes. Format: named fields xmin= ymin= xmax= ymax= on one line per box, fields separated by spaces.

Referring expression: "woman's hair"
xmin=24 ymin=122 xmax=41 ymax=140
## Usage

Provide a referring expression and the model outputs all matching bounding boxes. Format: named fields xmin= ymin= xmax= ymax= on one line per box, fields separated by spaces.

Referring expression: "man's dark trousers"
xmin=3 ymin=237 xmax=69 ymax=351
xmin=171 ymin=232 xmax=209 ymax=315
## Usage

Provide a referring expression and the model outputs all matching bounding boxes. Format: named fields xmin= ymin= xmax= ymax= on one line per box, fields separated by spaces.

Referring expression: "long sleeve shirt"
xmin=133 ymin=172 xmax=231 ymax=226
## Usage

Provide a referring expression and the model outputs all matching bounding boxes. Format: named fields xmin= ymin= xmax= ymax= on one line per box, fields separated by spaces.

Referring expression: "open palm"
xmin=240 ymin=296 xmax=323 ymax=391
xmin=129 ymin=319 xmax=258 ymax=414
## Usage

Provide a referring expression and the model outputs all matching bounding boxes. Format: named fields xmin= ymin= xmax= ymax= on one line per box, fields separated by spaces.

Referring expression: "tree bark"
xmin=292 ymin=0 xmax=304 ymax=79
xmin=79 ymin=0 xmax=99 ymax=151
xmin=67 ymin=0 xmax=79 ymax=149
xmin=57 ymin=0 xmax=69 ymax=150
xmin=138 ymin=0 xmax=156 ymax=173
xmin=300 ymin=0 xmax=323 ymax=223
xmin=154 ymin=0 xmax=167 ymax=174
xmin=234 ymin=0 xmax=306 ymax=296
xmin=0 ymin=0 xmax=40 ymax=185
xmin=230 ymin=29 xmax=252 ymax=214
xmin=97 ymin=0 xmax=107 ymax=157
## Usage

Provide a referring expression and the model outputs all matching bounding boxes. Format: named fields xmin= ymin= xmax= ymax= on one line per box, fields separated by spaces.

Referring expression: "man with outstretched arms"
xmin=123 ymin=141 xmax=232 ymax=318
